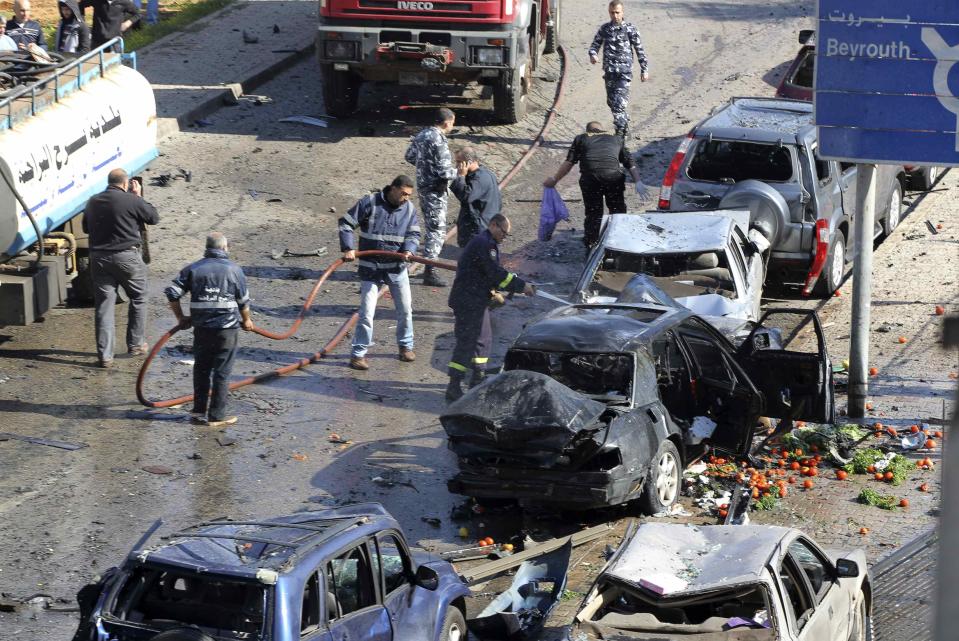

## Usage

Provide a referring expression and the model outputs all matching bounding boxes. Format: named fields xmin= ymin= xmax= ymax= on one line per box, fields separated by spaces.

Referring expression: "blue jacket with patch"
xmin=339 ymin=188 xmax=421 ymax=283
xmin=449 ymin=229 xmax=526 ymax=311
xmin=165 ymin=249 xmax=250 ymax=329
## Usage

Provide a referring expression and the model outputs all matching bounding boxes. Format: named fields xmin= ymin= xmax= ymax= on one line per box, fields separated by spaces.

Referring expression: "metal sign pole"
xmin=847 ymin=163 xmax=878 ymax=418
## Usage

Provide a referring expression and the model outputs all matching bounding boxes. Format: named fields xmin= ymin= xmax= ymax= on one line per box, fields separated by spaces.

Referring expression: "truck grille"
xmin=345 ymin=0 xmax=494 ymax=19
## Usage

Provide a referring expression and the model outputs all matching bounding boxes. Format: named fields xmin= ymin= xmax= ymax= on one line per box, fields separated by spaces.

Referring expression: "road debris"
xmin=270 ymin=247 xmax=327 ymax=259
xmin=0 ymin=432 xmax=87 ymax=451
xmin=279 ymin=115 xmax=330 ymax=128
xmin=141 ymin=465 xmax=173 ymax=475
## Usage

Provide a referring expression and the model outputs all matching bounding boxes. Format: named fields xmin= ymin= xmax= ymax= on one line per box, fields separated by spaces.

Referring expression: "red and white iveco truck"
xmin=316 ymin=0 xmax=560 ymax=123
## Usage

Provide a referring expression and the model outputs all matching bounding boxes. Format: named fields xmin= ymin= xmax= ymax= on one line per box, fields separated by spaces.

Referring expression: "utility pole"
xmin=847 ymin=163 xmax=877 ymax=418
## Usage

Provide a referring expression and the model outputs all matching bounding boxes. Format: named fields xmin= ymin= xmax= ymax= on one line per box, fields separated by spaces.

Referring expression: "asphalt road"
xmin=0 ymin=0 xmax=954 ymax=638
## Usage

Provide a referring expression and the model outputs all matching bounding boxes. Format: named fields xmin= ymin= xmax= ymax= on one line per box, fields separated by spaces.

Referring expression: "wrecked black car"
xmin=441 ymin=304 xmax=834 ymax=511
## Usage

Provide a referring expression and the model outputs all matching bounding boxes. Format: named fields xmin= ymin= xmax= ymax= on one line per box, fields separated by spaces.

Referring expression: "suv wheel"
xmin=440 ymin=606 xmax=466 ymax=641
xmin=639 ymin=440 xmax=681 ymax=515
xmin=909 ymin=166 xmax=940 ymax=191
xmin=816 ymin=228 xmax=846 ymax=297
xmin=882 ymin=183 xmax=903 ymax=237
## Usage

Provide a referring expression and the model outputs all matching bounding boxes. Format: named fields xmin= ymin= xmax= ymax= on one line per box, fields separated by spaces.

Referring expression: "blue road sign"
xmin=816 ymin=0 xmax=959 ymax=165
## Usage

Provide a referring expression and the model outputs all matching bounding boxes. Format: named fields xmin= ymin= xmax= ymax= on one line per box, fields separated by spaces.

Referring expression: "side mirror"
xmin=836 ymin=558 xmax=860 ymax=578
xmin=414 ymin=565 xmax=439 ymax=591
xmin=799 ymin=29 xmax=815 ymax=45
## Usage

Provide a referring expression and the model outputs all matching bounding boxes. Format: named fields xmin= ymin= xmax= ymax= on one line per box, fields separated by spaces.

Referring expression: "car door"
xmin=727 ymin=229 xmax=761 ymax=320
xmin=735 ymin=309 xmax=834 ymax=424
xmin=676 ymin=320 xmax=763 ymax=456
xmin=371 ymin=532 xmax=420 ymax=640
xmin=838 ymin=162 xmax=859 ymax=259
xmin=780 ymin=538 xmax=851 ymax=641
xmin=300 ymin=571 xmax=334 ymax=641
xmin=326 ymin=543 xmax=392 ymax=641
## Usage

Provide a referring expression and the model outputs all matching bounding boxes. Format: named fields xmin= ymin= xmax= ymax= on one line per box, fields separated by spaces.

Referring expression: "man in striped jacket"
xmin=339 ymin=175 xmax=422 ymax=371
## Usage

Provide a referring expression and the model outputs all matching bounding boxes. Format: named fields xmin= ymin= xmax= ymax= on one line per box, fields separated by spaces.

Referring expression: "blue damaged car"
xmin=71 ymin=503 xmax=470 ymax=641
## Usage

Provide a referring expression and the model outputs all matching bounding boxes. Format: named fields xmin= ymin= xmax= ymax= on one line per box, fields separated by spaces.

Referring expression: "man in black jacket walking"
xmin=80 ymin=0 xmax=139 ymax=50
xmin=446 ymin=214 xmax=534 ymax=401
xmin=82 ymin=168 xmax=159 ymax=367
xmin=166 ymin=232 xmax=253 ymax=428
xmin=451 ymin=146 xmax=501 ymax=248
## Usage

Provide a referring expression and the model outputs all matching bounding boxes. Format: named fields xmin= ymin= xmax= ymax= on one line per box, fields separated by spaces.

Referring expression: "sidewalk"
xmin=135 ymin=0 xmax=318 ymax=138
xmin=872 ymin=528 xmax=937 ymax=641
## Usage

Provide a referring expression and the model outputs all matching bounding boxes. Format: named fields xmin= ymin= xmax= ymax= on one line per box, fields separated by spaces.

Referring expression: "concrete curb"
xmin=153 ymin=41 xmax=316 ymax=140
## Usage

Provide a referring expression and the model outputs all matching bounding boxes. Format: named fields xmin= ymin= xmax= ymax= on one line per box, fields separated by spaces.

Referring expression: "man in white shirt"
xmin=0 ymin=19 xmax=18 ymax=51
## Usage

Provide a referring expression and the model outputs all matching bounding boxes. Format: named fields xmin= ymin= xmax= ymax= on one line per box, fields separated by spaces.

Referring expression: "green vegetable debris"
xmin=858 ymin=488 xmax=898 ymax=510
xmin=844 ymin=450 xmax=912 ymax=485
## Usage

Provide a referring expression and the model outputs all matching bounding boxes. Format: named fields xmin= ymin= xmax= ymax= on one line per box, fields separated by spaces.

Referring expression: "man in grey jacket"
xmin=451 ymin=146 xmax=501 ymax=248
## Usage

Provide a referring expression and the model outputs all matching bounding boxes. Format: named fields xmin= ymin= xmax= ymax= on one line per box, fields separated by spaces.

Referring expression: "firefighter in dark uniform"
xmin=446 ymin=214 xmax=535 ymax=402
xmin=543 ymin=121 xmax=651 ymax=252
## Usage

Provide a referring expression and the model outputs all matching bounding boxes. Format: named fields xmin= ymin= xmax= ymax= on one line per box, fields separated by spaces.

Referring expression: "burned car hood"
xmin=441 ymin=370 xmax=608 ymax=464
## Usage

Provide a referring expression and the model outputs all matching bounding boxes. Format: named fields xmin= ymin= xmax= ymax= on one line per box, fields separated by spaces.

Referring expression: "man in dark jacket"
xmin=82 ymin=168 xmax=159 ymax=367
xmin=56 ymin=0 xmax=91 ymax=54
xmin=543 ymin=121 xmax=651 ymax=251
xmin=451 ymin=146 xmax=501 ymax=248
xmin=339 ymin=175 xmax=421 ymax=371
xmin=80 ymin=0 xmax=139 ymax=50
xmin=446 ymin=214 xmax=534 ymax=401
xmin=6 ymin=0 xmax=45 ymax=50
xmin=166 ymin=233 xmax=253 ymax=428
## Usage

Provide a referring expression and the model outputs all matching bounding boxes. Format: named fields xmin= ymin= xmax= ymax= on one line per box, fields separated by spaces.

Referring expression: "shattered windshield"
xmin=687 ymin=140 xmax=793 ymax=183
xmin=579 ymin=579 xmax=775 ymax=638
xmin=110 ymin=566 xmax=266 ymax=639
xmin=589 ymin=250 xmax=738 ymax=302
xmin=504 ymin=350 xmax=634 ymax=401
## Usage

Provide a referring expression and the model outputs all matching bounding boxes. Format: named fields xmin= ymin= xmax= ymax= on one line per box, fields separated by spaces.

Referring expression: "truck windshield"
xmin=111 ymin=567 xmax=266 ymax=639
xmin=687 ymin=140 xmax=793 ymax=183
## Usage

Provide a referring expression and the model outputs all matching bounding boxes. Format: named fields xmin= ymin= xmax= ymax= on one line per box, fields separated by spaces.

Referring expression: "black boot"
xmin=423 ymin=266 xmax=448 ymax=287
xmin=468 ymin=367 xmax=487 ymax=389
xmin=445 ymin=370 xmax=466 ymax=402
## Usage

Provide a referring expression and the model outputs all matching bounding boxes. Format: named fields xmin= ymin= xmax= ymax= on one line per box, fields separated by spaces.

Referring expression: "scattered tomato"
xmin=836 ymin=470 xmax=848 ymax=480
xmin=898 ymin=336 xmax=908 ymax=344
xmin=874 ymin=473 xmax=884 ymax=481
xmin=483 ymin=537 xmax=495 ymax=546
xmin=778 ymin=488 xmax=787 ymax=498
xmin=860 ymin=527 xmax=870 ymax=535
xmin=874 ymin=422 xmax=883 ymax=430
xmin=803 ymin=479 xmax=814 ymax=489
xmin=925 ymin=439 xmax=938 ymax=449
xmin=934 ymin=431 xmax=943 ymax=439
xmin=790 ymin=461 xmax=801 ymax=471
xmin=866 ymin=402 xmax=874 ymax=411
xmin=867 ymin=465 xmax=877 ymax=473
xmin=910 ymin=425 xmax=920 ymax=433
xmin=718 ymin=508 xmax=728 ymax=518
xmin=788 ymin=476 xmax=797 ymax=485
xmin=869 ymin=367 xmax=879 ymax=376
xmin=502 ymin=543 xmax=514 ymax=552
xmin=751 ymin=487 xmax=760 ymax=499
xmin=919 ymin=483 xmax=929 ymax=492
xmin=899 ymin=498 xmax=909 ymax=508
xmin=936 ymin=305 xmax=946 ymax=316
xmin=796 ymin=421 xmax=806 ymax=428
xmin=884 ymin=471 xmax=895 ymax=482
xmin=478 ymin=540 xmax=489 ymax=548
xmin=834 ymin=290 xmax=842 ymax=297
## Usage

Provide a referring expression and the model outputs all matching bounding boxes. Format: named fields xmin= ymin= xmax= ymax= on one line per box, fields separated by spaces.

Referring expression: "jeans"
xmin=352 ymin=270 xmax=414 ymax=358
xmin=92 ymin=248 xmax=148 ymax=362
xmin=192 ymin=327 xmax=239 ymax=421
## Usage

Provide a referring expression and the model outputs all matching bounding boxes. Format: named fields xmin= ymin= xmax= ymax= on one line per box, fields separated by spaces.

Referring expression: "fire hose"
xmin=135 ymin=45 xmax=569 ymax=408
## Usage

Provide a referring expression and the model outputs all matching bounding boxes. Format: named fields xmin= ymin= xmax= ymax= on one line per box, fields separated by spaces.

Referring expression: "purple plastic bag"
xmin=538 ymin=187 xmax=570 ymax=241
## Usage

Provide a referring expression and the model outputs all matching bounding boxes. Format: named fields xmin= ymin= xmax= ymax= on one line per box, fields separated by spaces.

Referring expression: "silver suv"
xmin=658 ymin=97 xmax=906 ymax=295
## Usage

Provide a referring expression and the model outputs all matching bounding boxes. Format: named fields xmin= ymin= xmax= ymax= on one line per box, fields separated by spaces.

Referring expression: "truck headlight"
xmin=325 ymin=40 xmax=358 ymax=61
xmin=473 ymin=46 xmax=505 ymax=65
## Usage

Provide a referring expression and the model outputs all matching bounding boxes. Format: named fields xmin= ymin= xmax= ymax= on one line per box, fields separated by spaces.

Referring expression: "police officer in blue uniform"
xmin=446 ymin=214 xmax=535 ymax=402
xmin=166 ymin=232 xmax=253 ymax=428
xmin=589 ymin=0 xmax=649 ymax=138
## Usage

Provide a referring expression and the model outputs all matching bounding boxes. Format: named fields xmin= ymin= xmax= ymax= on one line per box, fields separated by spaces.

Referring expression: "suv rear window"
xmin=112 ymin=567 xmax=266 ymax=638
xmin=687 ymin=140 xmax=793 ymax=183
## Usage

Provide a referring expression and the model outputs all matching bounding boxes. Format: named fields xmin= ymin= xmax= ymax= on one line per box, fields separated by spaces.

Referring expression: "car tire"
xmin=909 ymin=166 xmax=940 ymax=191
xmin=815 ymin=228 xmax=845 ymax=297
xmin=882 ymin=183 xmax=903 ymax=237
xmin=848 ymin=592 xmax=871 ymax=641
xmin=439 ymin=606 xmax=467 ymax=641
xmin=150 ymin=629 xmax=216 ymax=641
xmin=543 ymin=2 xmax=560 ymax=55
xmin=638 ymin=440 xmax=681 ymax=515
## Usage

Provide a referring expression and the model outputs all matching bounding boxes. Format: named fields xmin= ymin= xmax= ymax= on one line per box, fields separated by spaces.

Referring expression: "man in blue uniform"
xmin=588 ymin=0 xmax=649 ymax=138
xmin=446 ymin=214 xmax=535 ymax=402
xmin=405 ymin=108 xmax=457 ymax=286
xmin=339 ymin=175 xmax=421 ymax=371
xmin=166 ymin=232 xmax=253 ymax=428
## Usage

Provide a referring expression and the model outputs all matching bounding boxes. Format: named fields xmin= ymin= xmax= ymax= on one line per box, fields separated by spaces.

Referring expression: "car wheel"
xmin=440 ymin=606 xmax=467 ymax=641
xmin=816 ymin=228 xmax=845 ymax=297
xmin=639 ymin=440 xmax=681 ymax=515
xmin=909 ymin=166 xmax=940 ymax=191
xmin=848 ymin=592 xmax=871 ymax=641
xmin=882 ymin=183 xmax=903 ymax=237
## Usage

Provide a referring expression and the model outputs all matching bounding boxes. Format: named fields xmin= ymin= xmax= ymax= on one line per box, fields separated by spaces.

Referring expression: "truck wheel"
xmin=321 ymin=64 xmax=360 ymax=118
xmin=493 ymin=69 xmax=527 ymax=124
xmin=815 ymin=228 xmax=845 ymax=297
xmin=881 ymin=183 xmax=902 ymax=237
xmin=439 ymin=607 xmax=466 ymax=641
xmin=638 ymin=440 xmax=681 ymax=515
xmin=543 ymin=2 xmax=560 ymax=54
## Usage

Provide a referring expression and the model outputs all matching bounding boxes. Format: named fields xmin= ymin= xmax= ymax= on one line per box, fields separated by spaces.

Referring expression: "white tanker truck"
xmin=0 ymin=40 xmax=157 ymax=325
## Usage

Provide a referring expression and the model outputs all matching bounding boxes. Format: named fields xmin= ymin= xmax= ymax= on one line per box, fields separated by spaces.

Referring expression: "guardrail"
xmin=0 ymin=37 xmax=134 ymax=131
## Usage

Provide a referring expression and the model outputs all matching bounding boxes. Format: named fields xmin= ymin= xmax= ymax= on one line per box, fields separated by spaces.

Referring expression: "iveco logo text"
xmin=398 ymin=1 xmax=434 ymax=9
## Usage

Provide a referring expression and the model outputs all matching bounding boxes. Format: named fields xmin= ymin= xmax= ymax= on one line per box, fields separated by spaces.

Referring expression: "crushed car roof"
xmin=699 ymin=97 xmax=812 ymax=142
xmin=132 ymin=503 xmax=392 ymax=576
xmin=605 ymin=524 xmax=792 ymax=596
xmin=603 ymin=211 xmax=748 ymax=255
xmin=511 ymin=304 xmax=687 ymax=354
